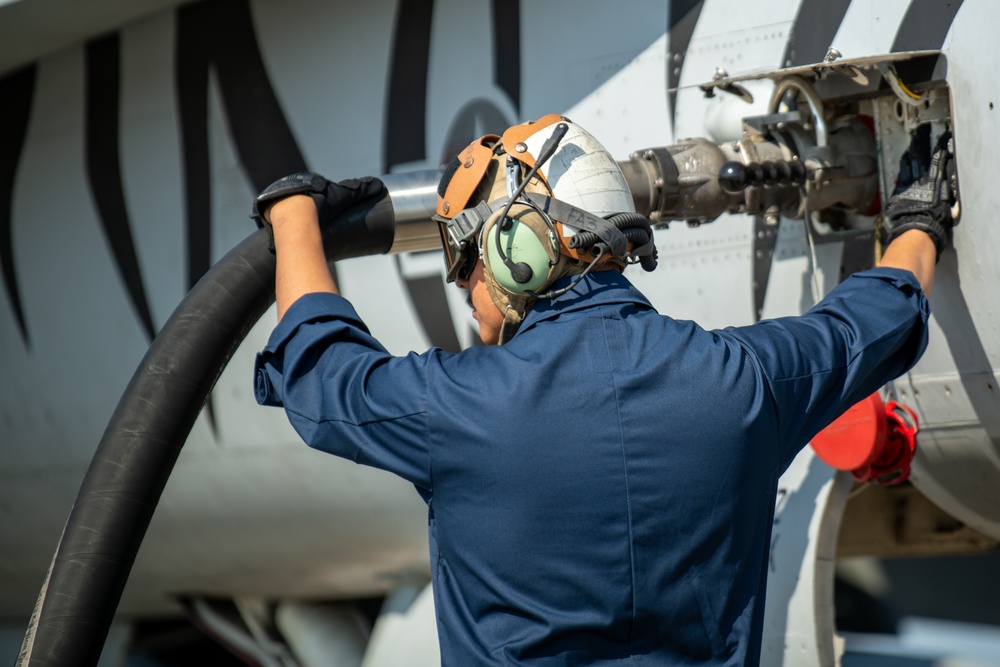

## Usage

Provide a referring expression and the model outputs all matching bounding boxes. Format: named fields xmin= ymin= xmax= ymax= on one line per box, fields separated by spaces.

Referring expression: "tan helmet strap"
xmin=497 ymin=298 xmax=531 ymax=346
xmin=437 ymin=134 xmax=501 ymax=218
xmin=500 ymin=114 xmax=565 ymax=182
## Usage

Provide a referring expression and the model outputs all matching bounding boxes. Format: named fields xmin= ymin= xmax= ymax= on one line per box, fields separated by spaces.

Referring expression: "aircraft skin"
xmin=1 ymin=0 xmax=999 ymax=664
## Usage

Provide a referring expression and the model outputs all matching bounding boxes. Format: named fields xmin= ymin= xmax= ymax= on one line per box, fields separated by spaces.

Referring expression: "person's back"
xmin=418 ymin=264 xmax=925 ymax=664
xmin=426 ymin=270 xmax=774 ymax=664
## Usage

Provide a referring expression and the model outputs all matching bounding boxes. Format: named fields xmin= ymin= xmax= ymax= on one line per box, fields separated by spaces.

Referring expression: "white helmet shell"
xmin=520 ymin=120 xmax=636 ymax=218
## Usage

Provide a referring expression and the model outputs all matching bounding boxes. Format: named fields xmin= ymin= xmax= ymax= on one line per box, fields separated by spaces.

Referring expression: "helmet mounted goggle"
xmin=437 ymin=200 xmax=487 ymax=283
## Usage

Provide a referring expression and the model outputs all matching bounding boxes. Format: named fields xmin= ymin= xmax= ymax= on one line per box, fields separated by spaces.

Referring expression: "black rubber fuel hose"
xmin=16 ymin=193 xmax=395 ymax=667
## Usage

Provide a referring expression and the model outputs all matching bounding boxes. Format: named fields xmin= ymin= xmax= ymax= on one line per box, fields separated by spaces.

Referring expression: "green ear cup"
xmin=484 ymin=213 xmax=556 ymax=294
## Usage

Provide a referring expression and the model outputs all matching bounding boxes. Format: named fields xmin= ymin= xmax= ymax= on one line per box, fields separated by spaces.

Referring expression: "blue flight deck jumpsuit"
xmin=254 ymin=267 xmax=928 ymax=666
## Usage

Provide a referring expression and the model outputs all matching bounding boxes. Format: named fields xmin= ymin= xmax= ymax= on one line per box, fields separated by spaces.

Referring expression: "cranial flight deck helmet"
xmin=435 ymin=114 xmax=658 ymax=343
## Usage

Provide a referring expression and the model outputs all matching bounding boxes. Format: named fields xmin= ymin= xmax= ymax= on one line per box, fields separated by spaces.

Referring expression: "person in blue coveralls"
xmin=252 ymin=114 xmax=954 ymax=666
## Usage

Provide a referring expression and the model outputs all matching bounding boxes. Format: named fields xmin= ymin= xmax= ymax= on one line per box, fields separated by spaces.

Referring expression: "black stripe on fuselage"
xmin=781 ymin=0 xmax=852 ymax=67
xmin=176 ymin=0 xmax=308 ymax=293
xmin=384 ymin=0 xmax=435 ymax=172
xmin=667 ymin=0 xmax=704 ymax=130
xmin=0 ymin=65 xmax=36 ymax=347
xmin=892 ymin=0 xmax=964 ymax=53
xmin=492 ymin=0 xmax=521 ymax=111
xmin=85 ymin=33 xmax=157 ymax=341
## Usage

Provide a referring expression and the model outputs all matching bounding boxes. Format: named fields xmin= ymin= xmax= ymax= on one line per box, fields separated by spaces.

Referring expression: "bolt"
xmin=515 ymin=142 xmax=528 ymax=153
xmin=463 ymin=157 xmax=474 ymax=168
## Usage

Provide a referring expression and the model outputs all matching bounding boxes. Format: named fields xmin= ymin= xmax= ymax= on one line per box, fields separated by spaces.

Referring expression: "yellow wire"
xmin=896 ymin=76 xmax=921 ymax=100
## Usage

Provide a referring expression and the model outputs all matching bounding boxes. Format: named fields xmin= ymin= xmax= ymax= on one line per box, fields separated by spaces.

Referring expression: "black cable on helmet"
xmin=569 ymin=211 xmax=658 ymax=272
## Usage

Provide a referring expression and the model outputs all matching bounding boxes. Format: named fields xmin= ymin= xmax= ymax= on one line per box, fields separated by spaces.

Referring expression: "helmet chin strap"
xmin=497 ymin=304 xmax=526 ymax=346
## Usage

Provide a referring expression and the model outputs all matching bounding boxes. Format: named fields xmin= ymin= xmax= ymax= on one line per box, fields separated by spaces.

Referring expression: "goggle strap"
xmin=449 ymin=200 xmax=495 ymax=246
xmin=449 ymin=195 xmax=631 ymax=259
xmin=527 ymin=195 xmax=629 ymax=258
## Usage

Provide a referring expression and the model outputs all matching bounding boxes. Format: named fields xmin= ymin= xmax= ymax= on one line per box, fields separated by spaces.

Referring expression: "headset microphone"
xmin=495 ymin=123 xmax=569 ymax=283
xmin=506 ymin=252 xmax=534 ymax=285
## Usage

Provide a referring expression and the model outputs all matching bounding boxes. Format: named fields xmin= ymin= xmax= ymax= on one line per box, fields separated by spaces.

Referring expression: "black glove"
xmin=251 ymin=172 xmax=387 ymax=249
xmin=882 ymin=128 xmax=956 ymax=262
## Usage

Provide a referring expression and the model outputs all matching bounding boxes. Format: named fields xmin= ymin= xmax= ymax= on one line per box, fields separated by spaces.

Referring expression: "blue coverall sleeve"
xmin=726 ymin=267 xmax=930 ymax=464
xmin=253 ymin=292 xmax=432 ymax=491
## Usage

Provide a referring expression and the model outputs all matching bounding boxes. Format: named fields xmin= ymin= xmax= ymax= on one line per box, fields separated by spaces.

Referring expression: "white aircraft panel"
xmin=520 ymin=0 xmax=668 ymax=122
xmin=832 ymin=0 xmax=914 ymax=59
xmin=628 ymin=215 xmax=756 ymax=329
xmin=564 ymin=34 xmax=673 ymax=158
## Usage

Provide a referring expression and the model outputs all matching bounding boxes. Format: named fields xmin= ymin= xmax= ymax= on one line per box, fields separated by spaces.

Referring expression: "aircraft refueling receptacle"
xmin=618 ymin=51 xmax=957 ymax=245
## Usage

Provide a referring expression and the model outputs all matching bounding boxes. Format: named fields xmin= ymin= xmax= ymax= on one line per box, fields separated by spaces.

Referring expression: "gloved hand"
xmin=882 ymin=129 xmax=957 ymax=262
xmin=251 ymin=172 xmax=387 ymax=249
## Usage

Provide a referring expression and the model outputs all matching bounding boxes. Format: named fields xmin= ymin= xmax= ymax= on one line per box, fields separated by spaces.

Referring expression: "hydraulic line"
xmin=17 ymin=172 xmax=439 ymax=667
